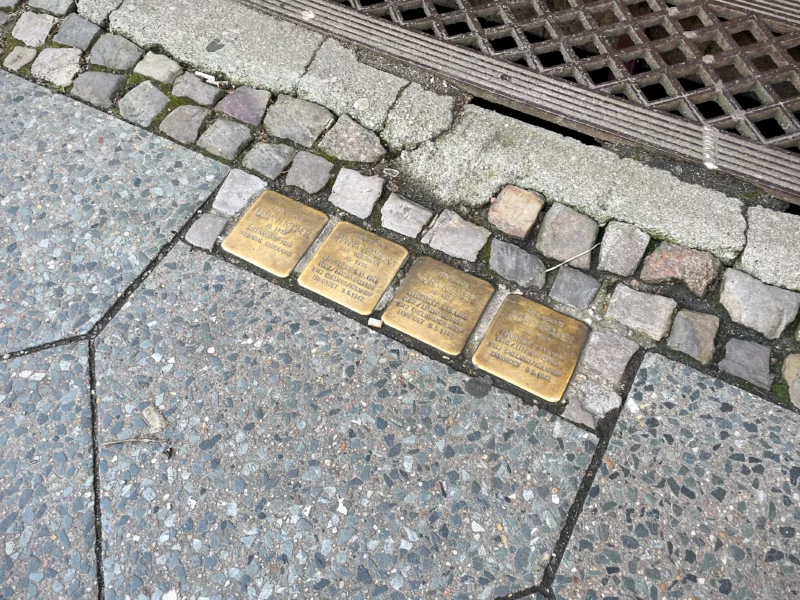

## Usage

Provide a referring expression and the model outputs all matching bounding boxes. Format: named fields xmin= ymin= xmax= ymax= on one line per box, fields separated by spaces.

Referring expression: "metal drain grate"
xmin=330 ymin=0 xmax=800 ymax=153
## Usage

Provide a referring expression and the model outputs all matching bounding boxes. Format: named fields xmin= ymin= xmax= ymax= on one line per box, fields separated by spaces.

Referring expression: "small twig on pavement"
xmin=545 ymin=243 xmax=601 ymax=273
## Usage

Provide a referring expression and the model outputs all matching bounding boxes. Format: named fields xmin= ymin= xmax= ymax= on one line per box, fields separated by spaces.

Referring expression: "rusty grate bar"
xmin=237 ymin=0 xmax=800 ymax=203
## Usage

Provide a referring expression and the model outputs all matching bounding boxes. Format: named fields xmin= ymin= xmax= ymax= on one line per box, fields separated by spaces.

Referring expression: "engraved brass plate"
xmin=383 ymin=257 xmax=495 ymax=356
xmin=221 ymin=191 xmax=329 ymax=278
xmin=472 ymin=295 xmax=589 ymax=403
xmin=298 ymin=222 xmax=408 ymax=315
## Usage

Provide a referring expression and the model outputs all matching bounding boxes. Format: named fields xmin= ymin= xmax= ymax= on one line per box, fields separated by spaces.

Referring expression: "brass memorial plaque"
xmin=222 ymin=191 xmax=329 ymax=278
xmin=472 ymin=295 xmax=589 ymax=402
xmin=382 ymin=257 xmax=495 ymax=356
xmin=298 ymin=222 xmax=408 ymax=315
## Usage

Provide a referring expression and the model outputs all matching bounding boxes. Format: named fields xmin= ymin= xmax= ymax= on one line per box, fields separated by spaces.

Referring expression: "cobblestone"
xmin=640 ymin=242 xmax=721 ymax=297
xmin=242 ymin=142 xmax=295 ymax=180
xmin=580 ymin=329 xmax=639 ymax=388
xmin=0 ymin=0 xmax=20 ymax=9
xmin=667 ymin=310 xmax=720 ymax=365
xmin=285 ymin=151 xmax=333 ymax=194
xmin=606 ymin=284 xmax=677 ymax=341
xmin=298 ymin=39 xmax=408 ymax=131
xmin=318 ymin=115 xmax=386 ymax=163
xmin=740 ymin=206 xmax=800 ymax=292
xmin=77 ymin=0 xmax=121 ymax=24
xmin=549 ymin=265 xmax=600 ymax=310
xmin=95 ymin=242 xmax=596 ymax=599
xmin=215 ymin=86 xmax=270 ymax=125
xmin=133 ymin=51 xmax=183 ymax=84
xmin=489 ymin=239 xmax=546 ymax=288
xmin=535 ymin=203 xmax=599 ymax=270
xmin=197 ymin=119 xmax=253 ymax=161
xmin=12 ymin=11 xmax=56 ymax=47
xmin=598 ymin=221 xmax=650 ymax=277
xmin=488 ymin=185 xmax=544 ymax=240
xmin=719 ymin=339 xmax=774 ymax=389
xmin=783 ymin=355 xmax=800 ymax=408
xmin=556 ymin=354 xmax=800 ymax=599
xmin=422 ymin=209 xmax=491 ymax=262
xmin=329 ymin=168 xmax=384 ymax=219
xmin=381 ymin=82 xmax=454 ymax=151
xmin=380 ymin=193 xmax=433 ymax=238
xmin=3 ymin=46 xmax=36 ymax=72
xmin=71 ymin=70 xmax=125 ymax=108
xmin=720 ymin=268 xmax=800 ymax=340
xmin=0 ymin=343 xmax=97 ymax=600
xmin=89 ymin=32 xmax=142 ymax=70
xmin=118 ymin=80 xmax=168 ymax=127
xmin=263 ymin=94 xmax=333 ymax=147
xmin=30 ymin=47 xmax=82 ymax=87
xmin=212 ymin=168 xmax=266 ymax=216
xmin=28 ymin=0 xmax=75 ymax=16
xmin=562 ymin=379 xmax=622 ymax=430
xmin=185 ymin=213 xmax=228 ymax=250
xmin=52 ymin=13 xmax=100 ymax=50
xmin=172 ymin=72 xmax=224 ymax=106
xmin=158 ymin=104 xmax=210 ymax=145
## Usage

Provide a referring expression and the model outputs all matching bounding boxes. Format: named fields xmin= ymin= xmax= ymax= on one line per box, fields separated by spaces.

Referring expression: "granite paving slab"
xmin=95 ymin=242 xmax=597 ymax=600
xmin=0 ymin=71 xmax=228 ymax=354
xmin=555 ymin=353 xmax=800 ymax=600
xmin=0 ymin=342 xmax=96 ymax=600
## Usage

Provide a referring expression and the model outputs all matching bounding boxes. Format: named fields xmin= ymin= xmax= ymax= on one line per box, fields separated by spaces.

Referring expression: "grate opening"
xmin=713 ymin=63 xmax=745 ymax=83
xmin=573 ymin=39 xmax=601 ymax=58
xmin=400 ymin=5 xmax=427 ymax=21
xmin=627 ymin=1 xmax=653 ymax=17
xmin=645 ymin=22 xmax=670 ymax=41
xmin=733 ymin=90 xmax=763 ymax=110
xmin=751 ymin=53 xmax=779 ymax=72
xmin=445 ymin=20 xmax=471 ymax=36
xmin=557 ymin=16 xmax=587 ymax=35
xmin=695 ymin=36 xmax=726 ymax=57
xmin=433 ymin=2 xmax=456 ymax=13
xmin=677 ymin=73 xmax=706 ymax=92
xmin=469 ymin=96 xmax=602 ymax=145
xmin=490 ymin=34 xmax=519 ymax=51
xmin=678 ymin=15 xmax=704 ymax=32
xmin=588 ymin=64 xmax=616 ymax=84
xmin=786 ymin=44 xmax=800 ymax=62
xmin=477 ymin=12 xmax=503 ymax=29
xmin=537 ymin=48 xmax=567 ymax=67
xmin=659 ymin=46 xmax=687 ymax=65
xmin=772 ymin=80 xmax=800 ymax=100
xmin=639 ymin=81 xmax=669 ymax=101
xmin=592 ymin=7 xmax=620 ymax=26
xmin=695 ymin=99 xmax=726 ymax=119
xmin=732 ymin=29 xmax=758 ymax=47
xmin=510 ymin=4 xmax=538 ymax=22
xmin=545 ymin=0 xmax=573 ymax=12
xmin=754 ymin=116 xmax=786 ymax=138
xmin=524 ymin=26 xmax=551 ymax=43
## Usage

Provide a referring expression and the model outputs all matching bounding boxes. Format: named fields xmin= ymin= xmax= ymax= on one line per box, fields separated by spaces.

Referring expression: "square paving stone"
xmin=118 ymin=80 xmax=169 ymax=127
xmin=184 ymin=213 xmax=227 ymax=250
xmin=422 ymin=209 xmax=491 ymax=262
xmin=52 ymin=13 xmax=100 ymax=50
xmin=488 ymin=185 xmax=544 ymax=240
xmin=720 ymin=268 xmax=800 ymax=340
xmin=28 ymin=0 xmax=75 ymax=16
xmin=263 ymin=94 xmax=334 ymax=147
xmin=95 ymin=242 xmax=597 ymax=599
xmin=242 ymin=142 xmax=295 ymax=180
xmin=158 ymin=104 xmax=210 ymax=145
xmin=328 ymin=168 xmax=384 ymax=219
xmin=606 ymin=284 xmax=677 ymax=341
xmin=89 ymin=32 xmax=142 ymax=70
xmin=71 ymin=71 xmax=126 ymax=108
xmin=30 ymin=47 xmax=82 ymax=87
xmin=211 ymin=168 xmax=267 ymax=216
xmin=12 ymin=11 xmax=57 ymax=47
xmin=597 ymin=221 xmax=650 ymax=277
xmin=381 ymin=193 xmax=433 ymax=239
xmin=172 ymin=72 xmax=224 ymax=107
xmin=549 ymin=265 xmax=600 ymax=310
xmin=215 ymin=86 xmax=270 ymax=125
xmin=719 ymin=338 xmax=774 ymax=389
xmin=133 ymin=51 xmax=183 ymax=84
xmin=741 ymin=206 xmax=800 ymax=292
xmin=3 ymin=46 xmax=37 ymax=72
xmin=0 ymin=343 xmax=97 ymax=600
xmin=555 ymin=353 xmax=800 ymax=600
xmin=285 ymin=151 xmax=334 ymax=194
xmin=0 ymin=71 xmax=228 ymax=354
xmin=639 ymin=241 xmax=721 ymax=297
xmin=197 ymin=119 xmax=253 ymax=161
xmin=535 ymin=203 xmax=599 ymax=270
xmin=489 ymin=238 xmax=546 ymax=288
xmin=579 ymin=329 xmax=639 ymax=388
xmin=666 ymin=309 xmax=719 ymax=365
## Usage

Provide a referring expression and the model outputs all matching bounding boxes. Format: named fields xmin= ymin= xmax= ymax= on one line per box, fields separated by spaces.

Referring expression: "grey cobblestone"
xmin=298 ymin=39 xmax=408 ymax=131
xmin=784 ymin=355 xmax=800 ymax=408
xmin=118 ymin=80 xmax=169 ymax=127
xmin=31 ymin=47 xmax=82 ymax=87
xmin=215 ymin=86 xmax=270 ymax=125
xmin=740 ymin=206 xmax=800 ymax=292
xmin=12 ymin=12 xmax=57 ymax=47
xmin=562 ymin=378 xmax=622 ymax=430
xmin=535 ymin=203 xmax=598 ymax=270
xmin=719 ymin=338 xmax=774 ymax=389
xmin=380 ymin=193 xmax=433 ymax=238
xmin=185 ymin=213 xmax=227 ymax=250
xmin=488 ymin=185 xmax=544 ymax=240
xmin=133 ymin=51 xmax=183 ymax=84
xmin=3 ymin=46 xmax=36 ymax=72
xmin=71 ymin=70 xmax=126 ymax=108
xmin=318 ymin=115 xmax=386 ymax=163
xmin=242 ymin=142 xmax=295 ymax=180
xmin=263 ymin=94 xmax=333 ymax=147
xmin=381 ymin=82 xmax=454 ymax=151
xmin=422 ymin=209 xmax=491 ymax=262
xmin=579 ymin=329 xmax=639 ymax=389
xmin=158 ymin=104 xmax=210 ymax=145
xmin=52 ymin=13 xmax=100 ymax=50
xmin=597 ymin=221 xmax=649 ymax=277
xmin=28 ymin=0 xmax=75 ymax=16
xmin=172 ymin=72 xmax=224 ymax=107
xmin=285 ymin=151 xmax=333 ymax=194
xmin=606 ymin=284 xmax=677 ymax=341
xmin=667 ymin=309 xmax=720 ymax=365
xmin=212 ymin=168 xmax=266 ymax=216
xmin=197 ymin=119 xmax=253 ymax=161
xmin=328 ymin=168 xmax=384 ymax=219
xmin=0 ymin=0 xmax=20 ymax=9
xmin=489 ymin=239 xmax=546 ymax=288
xmin=90 ymin=32 xmax=141 ymax=70
xmin=549 ymin=265 xmax=600 ymax=310
xmin=640 ymin=242 xmax=721 ymax=297
xmin=720 ymin=268 xmax=800 ymax=340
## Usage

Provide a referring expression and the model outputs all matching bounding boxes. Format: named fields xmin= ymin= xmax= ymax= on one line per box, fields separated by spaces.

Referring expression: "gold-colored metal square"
xmin=221 ymin=191 xmax=329 ymax=278
xmin=473 ymin=295 xmax=589 ymax=403
xmin=298 ymin=222 xmax=408 ymax=316
xmin=382 ymin=257 xmax=495 ymax=356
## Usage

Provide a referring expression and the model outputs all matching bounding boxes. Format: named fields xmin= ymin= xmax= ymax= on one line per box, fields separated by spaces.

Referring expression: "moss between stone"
xmin=772 ymin=380 xmax=791 ymax=405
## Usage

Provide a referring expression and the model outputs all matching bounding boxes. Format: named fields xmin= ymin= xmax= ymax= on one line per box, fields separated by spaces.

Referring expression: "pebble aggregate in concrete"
xmin=212 ymin=169 xmax=267 ymax=216
xmin=556 ymin=353 xmax=800 ymax=600
xmin=89 ymin=32 xmax=142 ymax=70
xmin=30 ymin=46 xmax=82 ymax=87
xmin=381 ymin=82 xmax=455 ymax=151
xmin=488 ymin=185 xmax=544 ymax=240
xmin=298 ymin=39 xmax=408 ymax=131
xmin=380 ymin=193 xmax=433 ymax=239
xmin=71 ymin=70 xmax=126 ymax=108
xmin=719 ymin=338 xmax=774 ymax=389
xmin=0 ymin=71 xmax=228 ymax=354
xmin=12 ymin=11 xmax=57 ymax=47
xmin=28 ymin=0 xmax=75 ymax=16
xmin=52 ymin=13 xmax=100 ymax=50
xmin=318 ymin=115 xmax=386 ymax=163
xmin=639 ymin=242 xmax=721 ymax=297
xmin=95 ymin=242 xmax=597 ymax=599
xmin=77 ymin=0 xmax=121 ymax=24
xmin=328 ymin=168 xmax=384 ymax=219
xmin=422 ymin=210 xmax=491 ymax=262
xmin=242 ymin=142 xmax=296 ymax=180
xmin=158 ymin=104 xmax=210 ymax=145
xmin=489 ymin=239 xmax=546 ymax=288
xmin=263 ymin=93 xmax=333 ymax=148
xmin=535 ymin=203 xmax=598 ymax=270
xmin=172 ymin=72 xmax=224 ymax=107
xmin=285 ymin=151 xmax=334 ymax=195
xmin=549 ymin=266 xmax=600 ymax=310
xmin=185 ymin=213 xmax=228 ymax=250
xmin=606 ymin=284 xmax=677 ymax=341
xmin=720 ymin=268 xmax=800 ymax=340
xmin=197 ymin=119 xmax=253 ymax=161
xmin=597 ymin=221 xmax=650 ymax=277
xmin=3 ymin=46 xmax=37 ymax=72
xmin=666 ymin=310 xmax=719 ymax=365
xmin=118 ymin=80 xmax=169 ymax=127
xmin=133 ymin=51 xmax=183 ymax=84
xmin=0 ymin=343 xmax=97 ymax=600
xmin=741 ymin=206 xmax=800 ymax=292
xmin=215 ymin=86 xmax=270 ymax=125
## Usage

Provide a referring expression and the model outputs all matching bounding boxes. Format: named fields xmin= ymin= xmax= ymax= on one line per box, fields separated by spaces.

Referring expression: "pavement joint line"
xmin=87 ymin=337 xmax=106 ymax=600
